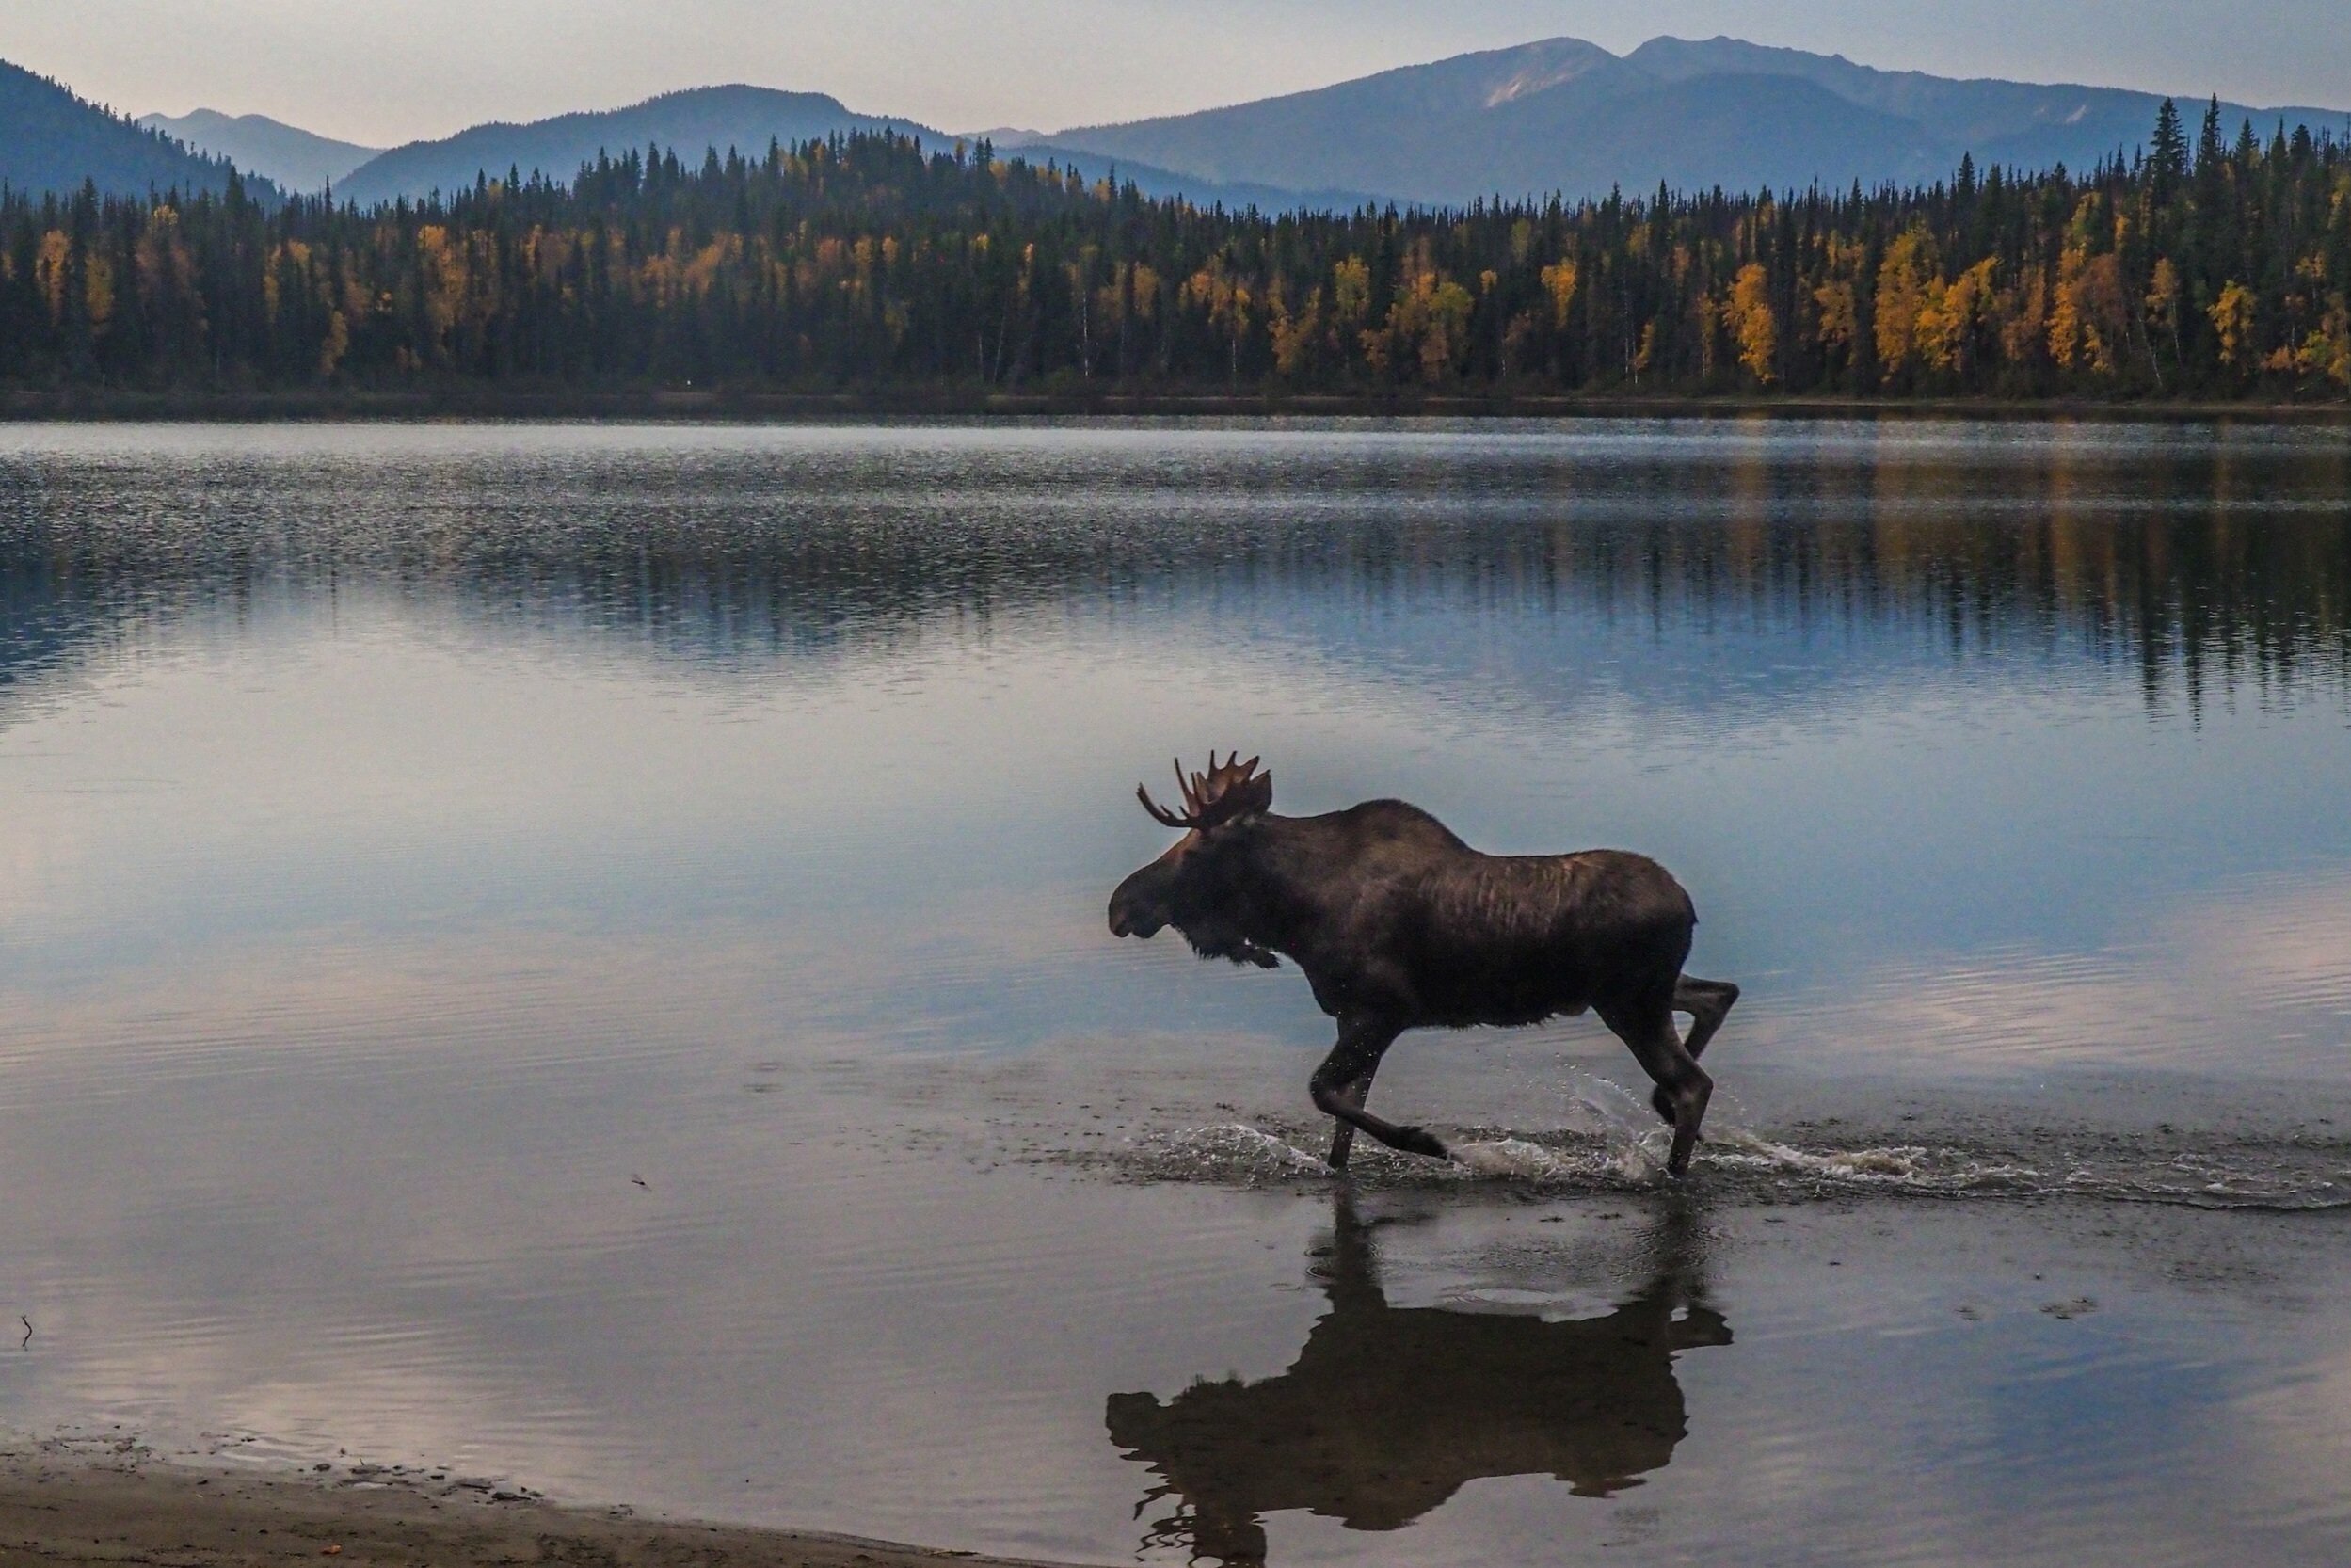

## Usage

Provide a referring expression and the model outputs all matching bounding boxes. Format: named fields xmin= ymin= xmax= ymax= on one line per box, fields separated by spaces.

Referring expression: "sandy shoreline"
xmin=0 ymin=1449 xmax=1073 ymax=1568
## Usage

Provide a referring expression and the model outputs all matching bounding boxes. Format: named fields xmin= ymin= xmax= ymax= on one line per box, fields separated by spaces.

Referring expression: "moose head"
xmin=1107 ymin=752 xmax=1279 ymax=968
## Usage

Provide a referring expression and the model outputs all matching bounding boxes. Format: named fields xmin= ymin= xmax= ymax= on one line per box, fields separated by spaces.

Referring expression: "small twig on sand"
xmin=19 ymin=1316 xmax=30 ymax=1348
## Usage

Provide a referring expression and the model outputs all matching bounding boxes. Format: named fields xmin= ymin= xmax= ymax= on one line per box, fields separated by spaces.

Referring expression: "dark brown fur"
xmin=1109 ymin=758 xmax=1737 ymax=1175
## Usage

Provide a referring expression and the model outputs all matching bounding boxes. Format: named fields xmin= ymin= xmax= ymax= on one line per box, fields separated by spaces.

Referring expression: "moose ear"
xmin=1239 ymin=770 xmax=1273 ymax=817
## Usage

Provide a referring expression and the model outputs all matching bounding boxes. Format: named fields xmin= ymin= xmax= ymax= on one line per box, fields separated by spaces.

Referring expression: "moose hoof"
xmin=1395 ymin=1125 xmax=1450 ymax=1160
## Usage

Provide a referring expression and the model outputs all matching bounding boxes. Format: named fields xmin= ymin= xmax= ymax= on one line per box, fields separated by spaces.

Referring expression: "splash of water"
xmin=1708 ymin=1131 xmax=1935 ymax=1181
xmin=1147 ymin=1123 xmax=1327 ymax=1180
xmin=1117 ymin=1071 xmax=2351 ymax=1210
xmin=1448 ymin=1136 xmax=1663 ymax=1183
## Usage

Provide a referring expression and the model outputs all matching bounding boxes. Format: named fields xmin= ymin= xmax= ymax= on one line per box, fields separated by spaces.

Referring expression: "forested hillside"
xmin=331 ymin=86 xmax=922 ymax=207
xmin=1 ymin=59 xmax=261 ymax=201
xmin=2 ymin=101 xmax=2345 ymax=401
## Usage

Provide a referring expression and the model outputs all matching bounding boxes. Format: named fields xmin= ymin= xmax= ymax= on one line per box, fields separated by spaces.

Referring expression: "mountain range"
xmin=329 ymin=85 xmax=919 ymax=206
xmin=137 ymin=107 xmax=379 ymax=193
xmin=1051 ymin=35 xmax=2348 ymax=205
xmin=15 ymin=35 xmax=2347 ymax=213
xmin=146 ymin=85 xmax=1365 ymax=212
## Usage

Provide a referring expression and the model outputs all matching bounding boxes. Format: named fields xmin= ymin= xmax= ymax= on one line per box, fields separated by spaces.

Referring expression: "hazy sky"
xmin=7 ymin=1 xmax=2346 ymax=148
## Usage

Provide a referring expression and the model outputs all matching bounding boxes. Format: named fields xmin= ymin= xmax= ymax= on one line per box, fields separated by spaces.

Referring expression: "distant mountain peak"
xmin=138 ymin=107 xmax=380 ymax=192
xmin=1477 ymin=37 xmax=1623 ymax=107
xmin=331 ymin=83 xmax=931 ymax=205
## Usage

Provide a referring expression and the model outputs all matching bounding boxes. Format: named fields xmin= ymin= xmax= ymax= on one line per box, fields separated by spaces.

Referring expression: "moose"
xmin=1107 ymin=754 xmax=1738 ymax=1176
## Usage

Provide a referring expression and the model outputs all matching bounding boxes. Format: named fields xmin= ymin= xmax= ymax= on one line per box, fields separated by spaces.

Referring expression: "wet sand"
xmin=0 ymin=1449 xmax=1069 ymax=1568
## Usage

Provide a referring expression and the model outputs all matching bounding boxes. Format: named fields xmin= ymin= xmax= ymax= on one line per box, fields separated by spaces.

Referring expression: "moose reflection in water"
xmin=1106 ymin=1197 xmax=1731 ymax=1564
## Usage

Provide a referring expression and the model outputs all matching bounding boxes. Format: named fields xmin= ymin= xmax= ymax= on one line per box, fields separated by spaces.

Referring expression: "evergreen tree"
xmin=2150 ymin=99 xmax=2188 ymax=201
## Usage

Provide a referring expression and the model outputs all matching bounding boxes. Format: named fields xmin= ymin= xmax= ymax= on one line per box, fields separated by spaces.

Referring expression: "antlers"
xmin=1137 ymin=751 xmax=1271 ymax=831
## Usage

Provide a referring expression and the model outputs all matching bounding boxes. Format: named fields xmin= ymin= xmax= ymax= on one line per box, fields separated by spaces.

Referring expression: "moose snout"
xmin=1108 ymin=875 xmax=1165 ymax=940
xmin=1107 ymin=894 xmax=1155 ymax=939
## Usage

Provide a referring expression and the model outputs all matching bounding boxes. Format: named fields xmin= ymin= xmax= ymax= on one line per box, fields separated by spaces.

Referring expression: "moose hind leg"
xmin=1603 ymin=1000 xmax=1714 ymax=1177
xmin=1311 ymin=1023 xmax=1443 ymax=1164
xmin=1673 ymin=976 xmax=1741 ymax=1062
xmin=1648 ymin=977 xmax=1739 ymax=1127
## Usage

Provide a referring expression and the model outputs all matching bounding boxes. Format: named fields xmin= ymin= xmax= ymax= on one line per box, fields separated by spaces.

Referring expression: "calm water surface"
xmin=1 ymin=419 xmax=2347 ymax=1564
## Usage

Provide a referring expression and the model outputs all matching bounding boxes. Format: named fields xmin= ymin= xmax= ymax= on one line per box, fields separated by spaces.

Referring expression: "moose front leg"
xmin=1311 ymin=1020 xmax=1446 ymax=1165
xmin=1323 ymin=1054 xmax=1384 ymax=1170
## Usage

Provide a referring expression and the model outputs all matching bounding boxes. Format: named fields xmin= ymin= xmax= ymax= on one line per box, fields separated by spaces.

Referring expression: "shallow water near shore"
xmin=2 ymin=417 xmax=2349 ymax=1564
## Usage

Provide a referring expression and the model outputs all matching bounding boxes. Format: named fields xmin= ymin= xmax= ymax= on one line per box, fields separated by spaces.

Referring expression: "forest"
xmin=2 ymin=97 xmax=2346 ymax=401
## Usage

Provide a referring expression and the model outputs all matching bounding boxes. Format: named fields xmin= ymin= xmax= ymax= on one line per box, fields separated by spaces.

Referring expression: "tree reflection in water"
xmin=1106 ymin=1198 xmax=1730 ymax=1564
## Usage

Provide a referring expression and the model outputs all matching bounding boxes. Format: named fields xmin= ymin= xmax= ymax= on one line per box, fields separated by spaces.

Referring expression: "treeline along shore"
xmin=3 ymin=98 xmax=2348 ymax=405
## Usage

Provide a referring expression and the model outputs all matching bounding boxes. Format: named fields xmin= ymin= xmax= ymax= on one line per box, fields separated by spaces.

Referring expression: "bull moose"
xmin=1107 ymin=754 xmax=1738 ymax=1176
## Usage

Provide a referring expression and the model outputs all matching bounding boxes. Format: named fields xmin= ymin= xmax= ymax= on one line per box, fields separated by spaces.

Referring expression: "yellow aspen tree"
xmin=1874 ymin=229 xmax=1934 ymax=376
xmin=1730 ymin=263 xmax=1778 ymax=384
xmin=1540 ymin=260 xmax=1578 ymax=327
xmin=2208 ymin=281 xmax=2258 ymax=368
xmin=1270 ymin=285 xmax=1324 ymax=378
xmin=2289 ymin=295 xmax=2349 ymax=389
xmin=1814 ymin=280 xmax=1857 ymax=355
xmin=1419 ymin=275 xmax=1474 ymax=382
xmin=2050 ymin=249 xmax=2113 ymax=373
xmin=1917 ymin=258 xmax=1995 ymax=376
xmin=2079 ymin=255 xmax=2126 ymax=375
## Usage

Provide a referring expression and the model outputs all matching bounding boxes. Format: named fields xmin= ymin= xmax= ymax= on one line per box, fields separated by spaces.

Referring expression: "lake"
xmin=1 ymin=417 xmax=2347 ymax=1565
